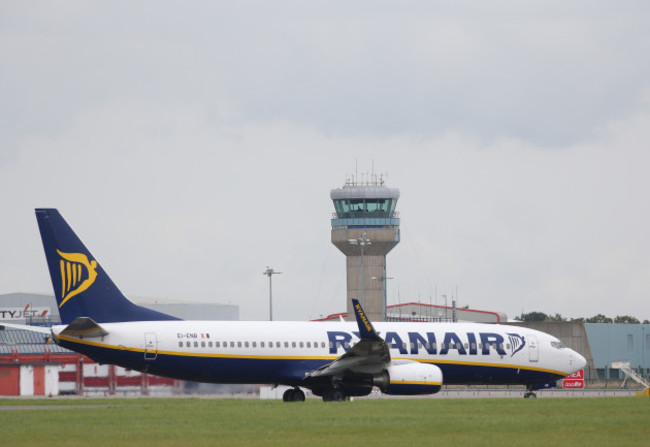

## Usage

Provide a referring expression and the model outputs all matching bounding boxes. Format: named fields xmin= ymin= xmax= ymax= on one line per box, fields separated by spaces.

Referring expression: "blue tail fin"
xmin=36 ymin=209 xmax=180 ymax=324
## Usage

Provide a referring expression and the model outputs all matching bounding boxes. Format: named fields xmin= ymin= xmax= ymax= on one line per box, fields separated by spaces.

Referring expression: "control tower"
xmin=330 ymin=175 xmax=400 ymax=321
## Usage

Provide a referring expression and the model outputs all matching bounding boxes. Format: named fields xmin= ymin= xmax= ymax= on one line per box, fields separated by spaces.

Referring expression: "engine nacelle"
xmin=377 ymin=362 xmax=443 ymax=395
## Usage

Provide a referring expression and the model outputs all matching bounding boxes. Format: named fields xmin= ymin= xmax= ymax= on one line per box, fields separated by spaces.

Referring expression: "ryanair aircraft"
xmin=2 ymin=209 xmax=586 ymax=401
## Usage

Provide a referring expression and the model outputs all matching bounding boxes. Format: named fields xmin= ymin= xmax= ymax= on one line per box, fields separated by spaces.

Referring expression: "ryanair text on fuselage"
xmin=327 ymin=330 xmax=527 ymax=357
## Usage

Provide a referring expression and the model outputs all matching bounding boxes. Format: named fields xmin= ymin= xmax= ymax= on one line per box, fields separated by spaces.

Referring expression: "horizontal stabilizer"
xmin=60 ymin=317 xmax=109 ymax=338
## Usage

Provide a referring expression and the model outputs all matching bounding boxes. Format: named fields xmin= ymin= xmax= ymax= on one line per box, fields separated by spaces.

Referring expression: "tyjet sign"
xmin=0 ymin=305 xmax=50 ymax=321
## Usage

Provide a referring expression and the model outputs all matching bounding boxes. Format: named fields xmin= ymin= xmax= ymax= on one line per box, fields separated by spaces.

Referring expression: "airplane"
xmin=1 ymin=208 xmax=586 ymax=401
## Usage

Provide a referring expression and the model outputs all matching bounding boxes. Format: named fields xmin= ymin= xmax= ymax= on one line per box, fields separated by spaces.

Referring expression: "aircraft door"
xmin=144 ymin=332 xmax=157 ymax=360
xmin=528 ymin=334 xmax=539 ymax=362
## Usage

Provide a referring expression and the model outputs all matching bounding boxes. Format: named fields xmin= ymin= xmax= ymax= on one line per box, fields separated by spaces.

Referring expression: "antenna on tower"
xmin=355 ymin=159 xmax=358 ymax=186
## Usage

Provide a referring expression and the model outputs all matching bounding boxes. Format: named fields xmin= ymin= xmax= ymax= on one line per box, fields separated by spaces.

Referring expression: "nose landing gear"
xmin=524 ymin=385 xmax=537 ymax=398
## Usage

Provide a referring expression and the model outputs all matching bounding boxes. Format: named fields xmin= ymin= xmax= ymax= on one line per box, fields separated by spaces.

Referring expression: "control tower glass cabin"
xmin=330 ymin=178 xmax=400 ymax=321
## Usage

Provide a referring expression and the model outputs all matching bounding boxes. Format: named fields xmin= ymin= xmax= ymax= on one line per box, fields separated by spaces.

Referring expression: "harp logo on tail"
xmin=57 ymin=250 xmax=98 ymax=308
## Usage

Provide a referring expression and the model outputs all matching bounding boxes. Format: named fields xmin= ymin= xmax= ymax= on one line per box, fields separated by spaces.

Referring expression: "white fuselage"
xmin=52 ymin=320 xmax=586 ymax=387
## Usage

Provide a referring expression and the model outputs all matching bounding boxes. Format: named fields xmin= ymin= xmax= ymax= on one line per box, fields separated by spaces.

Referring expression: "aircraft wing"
xmin=306 ymin=299 xmax=390 ymax=378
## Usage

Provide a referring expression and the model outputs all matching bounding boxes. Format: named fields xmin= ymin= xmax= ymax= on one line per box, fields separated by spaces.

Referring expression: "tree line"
xmin=515 ymin=312 xmax=649 ymax=324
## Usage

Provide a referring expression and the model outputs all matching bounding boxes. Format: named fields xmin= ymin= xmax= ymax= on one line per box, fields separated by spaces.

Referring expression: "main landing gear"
xmin=524 ymin=385 xmax=537 ymax=399
xmin=282 ymin=388 xmax=306 ymax=402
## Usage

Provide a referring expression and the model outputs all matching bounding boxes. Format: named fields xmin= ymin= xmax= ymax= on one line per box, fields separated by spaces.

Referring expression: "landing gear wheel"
xmin=524 ymin=385 xmax=537 ymax=399
xmin=282 ymin=389 xmax=292 ymax=402
xmin=282 ymin=388 xmax=306 ymax=402
xmin=524 ymin=392 xmax=537 ymax=399
xmin=293 ymin=388 xmax=305 ymax=401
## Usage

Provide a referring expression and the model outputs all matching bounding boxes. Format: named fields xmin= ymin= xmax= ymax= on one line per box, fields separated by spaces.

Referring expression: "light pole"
xmin=348 ymin=233 xmax=371 ymax=308
xmin=263 ymin=266 xmax=281 ymax=321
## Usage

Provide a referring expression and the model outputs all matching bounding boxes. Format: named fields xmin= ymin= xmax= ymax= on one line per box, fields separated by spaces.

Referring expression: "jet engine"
xmin=374 ymin=361 xmax=443 ymax=395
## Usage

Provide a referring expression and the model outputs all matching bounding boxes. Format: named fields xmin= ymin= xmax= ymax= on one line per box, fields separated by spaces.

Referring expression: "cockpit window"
xmin=551 ymin=341 xmax=566 ymax=349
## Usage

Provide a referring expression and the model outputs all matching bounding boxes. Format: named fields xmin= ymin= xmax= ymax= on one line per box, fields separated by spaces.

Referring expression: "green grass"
xmin=0 ymin=397 xmax=648 ymax=447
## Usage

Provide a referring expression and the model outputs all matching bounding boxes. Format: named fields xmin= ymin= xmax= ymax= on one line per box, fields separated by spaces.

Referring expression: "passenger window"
xmin=230 ymin=342 xmax=234 ymax=348
xmin=344 ymin=342 xmax=350 ymax=348
xmin=464 ymin=343 xmax=468 ymax=349
xmin=299 ymin=342 xmax=304 ymax=348
xmin=252 ymin=342 xmax=256 ymax=348
xmin=471 ymin=343 xmax=476 ymax=350
xmin=208 ymin=341 xmax=213 ymax=348
xmin=201 ymin=341 xmax=205 ymax=348
xmin=276 ymin=342 xmax=281 ymax=348
xmin=440 ymin=343 xmax=446 ymax=349
xmin=329 ymin=342 xmax=334 ymax=348
xmin=245 ymin=342 xmax=249 ymax=348
xmin=260 ymin=341 xmax=265 ymax=348
xmin=215 ymin=342 xmax=220 ymax=348
xmin=306 ymin=342 xmax=311 ymax=348
xmin=292 ymin=342 xmax=296 ymax=348
xmin=284 ymin=342 xmax=289 ymax=348
xmin=178 ymin=341 xmax=183 ymax=348
xmin=194 ymin=341 xmax=198 ymax=348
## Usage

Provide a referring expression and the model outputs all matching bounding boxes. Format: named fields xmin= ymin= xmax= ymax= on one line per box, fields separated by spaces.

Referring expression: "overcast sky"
xmin=2 ymin=1 xmax=649 ymax=322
